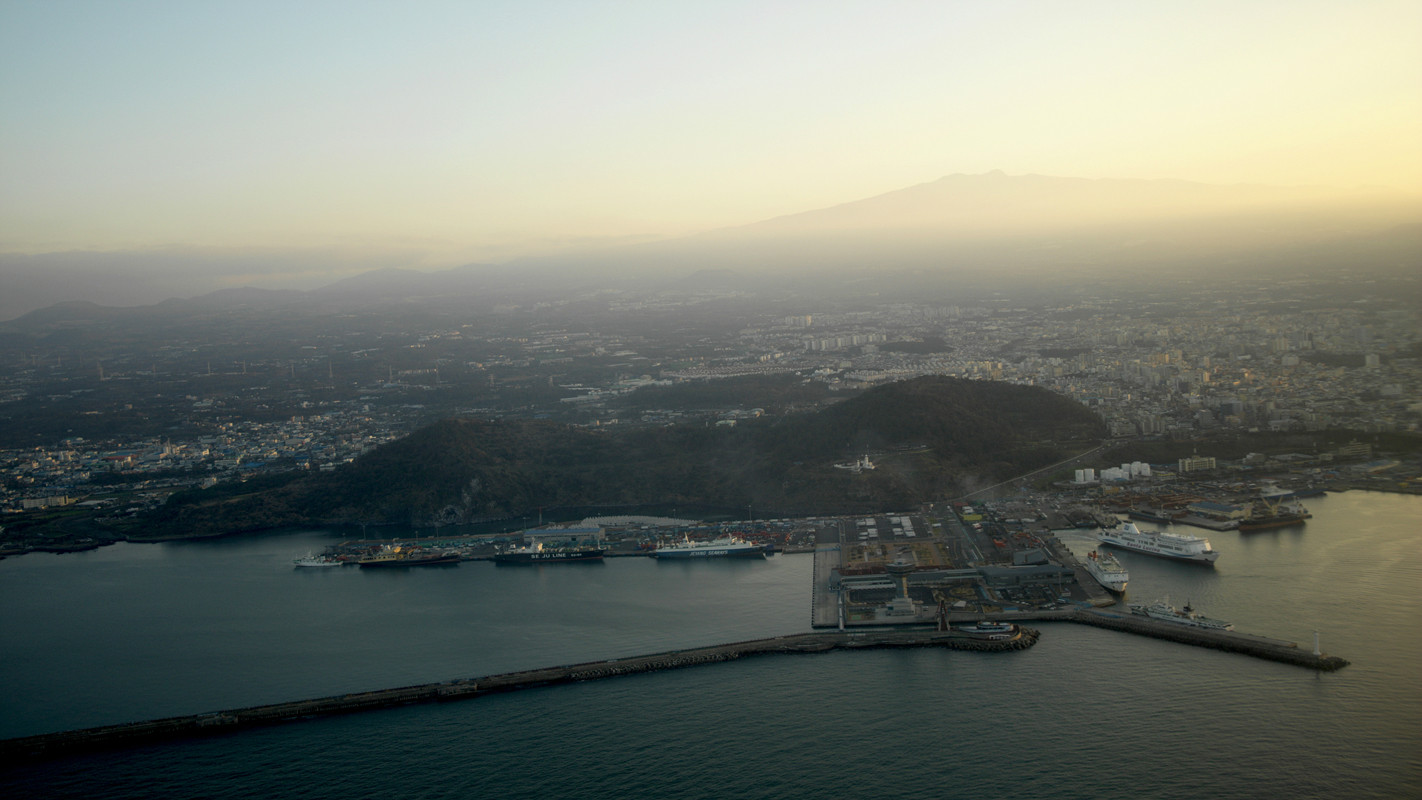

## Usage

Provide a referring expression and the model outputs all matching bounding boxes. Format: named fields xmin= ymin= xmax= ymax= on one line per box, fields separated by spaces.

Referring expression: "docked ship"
xmin=955 ymin=621 xmax=1017 ymax=639
xmin=1238 ymin=485 xmax=1311 ymax=531
xmin=1127 ymin=507 xmax=1176 ymax=525
xmin=493 ymin=541 xmax=606 ymax=564
xmin=1099 ymin=521 xmax=1219 ymax=564
xmin=356 ymin=544 xmax=460 ymax=568
xmin=1083 ymin=549 xmax=1129 ymax=592
xmin=1130 ymin=598 xmax=1233 ymax=631
xmin=292 ymin=553 xmax=343 ymax=568
xmin=651 ymin=534 xmax=766 ymax=559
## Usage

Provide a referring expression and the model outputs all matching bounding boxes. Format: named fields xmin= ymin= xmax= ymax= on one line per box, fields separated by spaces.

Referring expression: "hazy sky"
xmin=2 ymin=0 xmax=1420 ymax=277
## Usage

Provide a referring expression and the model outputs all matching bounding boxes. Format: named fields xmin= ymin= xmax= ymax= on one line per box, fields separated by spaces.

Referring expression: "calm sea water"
xmin=2 ymin=491 xmax=1419 ymax=799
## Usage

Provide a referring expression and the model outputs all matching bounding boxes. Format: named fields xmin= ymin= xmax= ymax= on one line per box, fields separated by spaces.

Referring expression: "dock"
xmin=1066 ymin=609 xmax=1349 ymax=671
xmin=0 ymin=627 xmax=1038 ymax=764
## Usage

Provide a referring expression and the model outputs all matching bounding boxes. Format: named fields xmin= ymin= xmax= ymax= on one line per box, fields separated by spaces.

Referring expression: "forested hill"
xmin=148 ymin=376 xmax=1104 ymax=537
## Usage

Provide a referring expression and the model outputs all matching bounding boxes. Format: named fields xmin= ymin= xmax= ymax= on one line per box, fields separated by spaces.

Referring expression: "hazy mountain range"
xmin=3 ymin=172 xmax=1418 ymax=322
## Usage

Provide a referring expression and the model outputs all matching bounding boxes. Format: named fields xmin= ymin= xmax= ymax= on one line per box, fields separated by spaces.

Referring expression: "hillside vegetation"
xmin=148 ymin=376 xmax=1105 ymax=536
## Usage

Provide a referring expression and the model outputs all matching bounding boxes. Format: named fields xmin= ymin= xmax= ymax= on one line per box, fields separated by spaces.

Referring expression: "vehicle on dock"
xmin=1129 ymin=598 xmax=1233 ymax=631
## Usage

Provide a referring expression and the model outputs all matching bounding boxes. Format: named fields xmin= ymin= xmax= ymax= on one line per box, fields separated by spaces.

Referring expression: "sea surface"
xmin=2 ymin=491 xmax=1419 ymax=799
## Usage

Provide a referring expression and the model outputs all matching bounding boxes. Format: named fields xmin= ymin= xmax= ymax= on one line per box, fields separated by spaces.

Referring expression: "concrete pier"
xmin=1067 ymin=609 xmax=1350 ymax=671
xmin=0 ymin=627 xmax=1038 ymax=764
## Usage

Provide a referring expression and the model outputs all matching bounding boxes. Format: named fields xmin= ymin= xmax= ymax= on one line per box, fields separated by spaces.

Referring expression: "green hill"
xmin=147 ymin=376 xmax=1104 ymax=537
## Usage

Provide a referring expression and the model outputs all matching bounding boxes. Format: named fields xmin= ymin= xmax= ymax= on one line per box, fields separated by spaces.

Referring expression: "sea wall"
xmin=0 ymin=627 xmax=1037 ymax=763
xmin=1068 ymin=609 xmax=1349 ymax=671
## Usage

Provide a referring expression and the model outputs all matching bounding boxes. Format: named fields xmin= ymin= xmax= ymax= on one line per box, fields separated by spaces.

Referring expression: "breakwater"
xmin=0 ymin=627 xmax=1038 ymax=764
xmin=1067 ymin=609 xmax=1349 ymax=671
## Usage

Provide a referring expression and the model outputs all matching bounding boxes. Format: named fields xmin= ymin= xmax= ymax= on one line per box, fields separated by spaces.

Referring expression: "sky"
xmin=1 ymin=0 xmax=1420 ymax=294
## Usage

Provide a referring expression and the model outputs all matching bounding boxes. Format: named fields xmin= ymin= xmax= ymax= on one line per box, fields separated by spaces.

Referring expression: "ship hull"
xmin=1099 ymin=523 xmax=1219 ymax=564
xmin=1175 ymin=515 xmax=1240 ymax=531
xmin=651 ymin=546 xmax=766 ymax=559
xmin=357 ymin=554 xmax=460 ymax=568
xmin=1085 ymin=562 xmax=1128 ymax=592
xmin=1100 ymin=539 xmax=1219 ymax=563
xmin=1238 ymin=514 xmax=1310 ymax=531
xmin=493 ymin=549 xmax=606 ymax=564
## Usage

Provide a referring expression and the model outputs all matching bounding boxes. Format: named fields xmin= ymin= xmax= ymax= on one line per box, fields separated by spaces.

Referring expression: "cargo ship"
xmin=651 ymin=534 xmax=766 ymax=559
xmin=493 ymin=542 xmax=606 ymax=564
xmin=1099 ymin=521 xmax=1219 ymax=564
xmin=1084 ymin=549 xmax=1129 ymax=592
xmin=1130 ymin=598 xmax=1233 ymax=631
xmin=1238 ymin=485 xmax=1311 ymax=531
xmin=1127 ymin=507 xmax=1176 ymax=525
xmin=356 ymin=545 xmax=460 ymax=568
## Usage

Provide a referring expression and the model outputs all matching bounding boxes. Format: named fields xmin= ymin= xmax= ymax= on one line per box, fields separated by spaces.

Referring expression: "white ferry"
xmin=1130 ymin=599 xmax=1233 ymax=631
xmin=1084 ymin=549 xmax=1129 ymax=592
xmin=955 ymin=621 xmax=1017 ymax=640
xmin=651 ymin=535 xmax=766 ymax=560
xmin=1099 ymin=521 xmax=1219 ymax=564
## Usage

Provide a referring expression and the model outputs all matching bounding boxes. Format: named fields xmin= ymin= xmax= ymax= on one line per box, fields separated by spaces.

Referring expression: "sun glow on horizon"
xmin=2 ymin=0 xmax=1419 ymax=267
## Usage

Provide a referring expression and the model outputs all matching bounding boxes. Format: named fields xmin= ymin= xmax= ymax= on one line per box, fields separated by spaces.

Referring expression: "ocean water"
xmin=2 ymin=491 xmax=1419 ymax=799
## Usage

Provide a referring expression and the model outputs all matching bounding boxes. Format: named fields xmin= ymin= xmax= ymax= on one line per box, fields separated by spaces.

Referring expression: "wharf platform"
xmin=935 ymin=607 xmax=1347 ymax=671
xmin=0 ymin=627 xmax=1038 ymax=764
xmin=1066 ymin=609 xmax=1349 ymax=671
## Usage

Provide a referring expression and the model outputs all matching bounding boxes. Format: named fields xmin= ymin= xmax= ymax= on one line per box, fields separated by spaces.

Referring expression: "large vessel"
xmin=493 ymin=541 xmax=606 ymax=564
xmin=651 ymin=534 xmax=766 ymax=560
xmin=1238 ymin=485 xmax=1311 ymax=531
xmin=1099 ymin=521 xmax=1219 ymax=564
xmin=954 ymin=621 xmax=1017 ymax=640
xmin=356 ymin=544 xmax=460 ymax=568
xmin=1175 ymin=514 xmax=1240 ymax=531
xmin=292 ymin=553 xmax=342 ymax=568
xmin=1127 ymin=507 xmax=1176 ymax=525
xmin=1083 ymin=549 xmax=1129 ymax=592
xmin=1130 ymin=598 xmax=1233 ymax=631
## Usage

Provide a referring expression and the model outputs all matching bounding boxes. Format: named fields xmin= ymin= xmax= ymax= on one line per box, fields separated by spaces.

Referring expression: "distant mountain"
xmin=633 ymin=172 xmax=1421 ymax=279
xmin=717 ymin=171 xmax=1397 ymax=237
xmin=143 ymin=376 xmax=1105 ymax=538
xmin=6 ymin=172 xmax=1417 ymax=322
